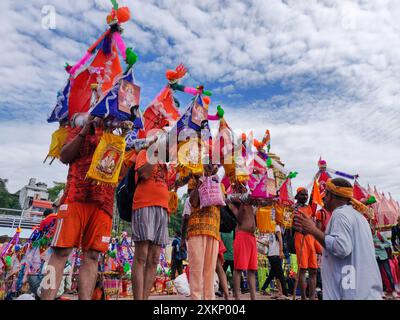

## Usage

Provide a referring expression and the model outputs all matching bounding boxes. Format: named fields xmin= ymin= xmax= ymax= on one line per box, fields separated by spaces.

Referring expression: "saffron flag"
xmin=312 ymin=179 xmax=324 ymax=207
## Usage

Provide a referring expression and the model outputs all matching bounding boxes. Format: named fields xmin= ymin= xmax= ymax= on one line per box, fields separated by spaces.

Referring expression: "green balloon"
xmin=217 ymin=105 xmax=225 ymax=119
xmin=123 ymin=262 xmax=131 ymax=273
xmin=125 ymin=48 xmax=138 ymax=66
xmin=266 ymin=158 xmax=272 ymax=168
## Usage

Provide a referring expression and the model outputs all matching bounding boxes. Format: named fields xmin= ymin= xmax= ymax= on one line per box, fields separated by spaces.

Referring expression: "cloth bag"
xmin=198 ymin=175 xmax=226 ymax=209
xmin=86 ymin=132 xmax=126 ymax=185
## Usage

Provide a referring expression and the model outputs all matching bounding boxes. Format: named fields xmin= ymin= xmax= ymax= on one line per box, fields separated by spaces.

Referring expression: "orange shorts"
xmin=51 ymin=202 xmax=112 ymax=253
xmin=295 ymin=233 xmax=318 ymax=269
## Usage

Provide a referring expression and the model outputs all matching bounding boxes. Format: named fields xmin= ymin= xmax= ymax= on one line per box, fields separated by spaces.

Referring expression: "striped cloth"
xmin=131 ymin=206 xmax=169 ymax=246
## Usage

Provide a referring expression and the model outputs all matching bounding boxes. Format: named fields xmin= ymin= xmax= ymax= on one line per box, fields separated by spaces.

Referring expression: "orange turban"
xmin=296 ymin=187 xmax=308 ymax=195
xmin=326 ymin=179 xmax=353 ymax=199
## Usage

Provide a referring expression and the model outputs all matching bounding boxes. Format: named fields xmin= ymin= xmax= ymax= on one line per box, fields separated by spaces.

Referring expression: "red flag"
xmin=279 ymin=178 xmax=294 ymax=206
xmin=353 ymin=180 xmax=369 ymax=202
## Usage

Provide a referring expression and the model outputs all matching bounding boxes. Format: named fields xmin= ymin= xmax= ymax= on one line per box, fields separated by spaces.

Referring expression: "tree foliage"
xmin=0 ymin=178 xmax=20 ymax=210
xmin=48 ymin=183 xmax=66 ymax=202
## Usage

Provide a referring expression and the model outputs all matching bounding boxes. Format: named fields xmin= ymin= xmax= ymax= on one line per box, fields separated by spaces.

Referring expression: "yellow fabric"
xmin=86 ymin=132 xmax=126 ymax=185
xmin=274 ymin=203 xmax=285 ymax=225
xmin=46 ymin=127 xmax=68 ymax=160
xmin=223 ymin=163 xmax=235 ymax=179
xmin=168 ymin=191 xmax=178 ymax=214
xmin=256 ymin=206 xmax=276 ymax=233
xmin=326 ymin=179 xmax=353 ymax=199
xmin=350 ymin=198 xmax=371 ymax=216
xmin=187 ymin=205 xmax=221 ymax=241
xmin=177 ymin=140 xmax=203 ymax=175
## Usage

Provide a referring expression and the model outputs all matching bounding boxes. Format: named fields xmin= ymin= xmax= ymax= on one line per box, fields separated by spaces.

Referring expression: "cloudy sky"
xmin=0 ymin=0 xmax=399 ymax=199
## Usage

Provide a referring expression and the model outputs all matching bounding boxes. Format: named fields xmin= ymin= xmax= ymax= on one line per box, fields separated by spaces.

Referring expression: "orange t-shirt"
xmin=132 ymin=149 xmax=169 ymax=211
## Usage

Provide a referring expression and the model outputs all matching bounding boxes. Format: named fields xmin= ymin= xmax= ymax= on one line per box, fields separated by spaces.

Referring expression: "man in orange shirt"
xmin=41 ymin=117 xmax=115 ymax=300
xmin=294 ymin=187 xmax=318 ymax=300
xmin=131 ymin=147 xmax=170 ymax=300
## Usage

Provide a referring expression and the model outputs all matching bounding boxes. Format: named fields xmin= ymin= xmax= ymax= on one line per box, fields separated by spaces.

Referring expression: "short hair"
xmin=43 ymin=208 xmax=54 ymax=217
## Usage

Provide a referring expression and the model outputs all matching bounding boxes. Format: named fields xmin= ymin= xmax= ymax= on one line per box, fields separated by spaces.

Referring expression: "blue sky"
xmin=0 ymin=0 xmax=399 ymax=200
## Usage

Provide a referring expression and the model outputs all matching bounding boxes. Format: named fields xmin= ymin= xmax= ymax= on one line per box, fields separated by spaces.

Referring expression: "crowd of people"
xmin=34 ymin=117 xmax=400 ymax=300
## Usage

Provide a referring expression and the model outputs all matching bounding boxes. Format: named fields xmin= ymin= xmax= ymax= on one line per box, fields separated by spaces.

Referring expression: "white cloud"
xmin=0 ymin=122 xmax=68 ymax=193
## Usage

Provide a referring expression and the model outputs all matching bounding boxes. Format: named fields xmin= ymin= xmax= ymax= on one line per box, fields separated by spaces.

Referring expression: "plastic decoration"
xmin=86 ymin=132 xmax=126 ymax=185
xmin=168 ymin=191 xmax=179 ymax=214
xmin=47 ymin=81 xmax=70 ymax=123
xmin=90 ymin=66 xmax=140 ymax=121
xmin=43 ymin=126 xmax=68 ymax=164
xmin=143 ymin=86 xmax=180 ymax=133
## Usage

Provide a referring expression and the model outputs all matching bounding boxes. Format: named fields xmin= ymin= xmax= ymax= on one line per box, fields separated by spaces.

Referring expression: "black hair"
xmin=43 ymin=208 xmax=54 ymax=217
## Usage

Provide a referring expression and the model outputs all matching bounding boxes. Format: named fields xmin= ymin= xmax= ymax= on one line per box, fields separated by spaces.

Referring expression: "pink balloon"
xmin=183 ymin=87 xmax=198 ymax=96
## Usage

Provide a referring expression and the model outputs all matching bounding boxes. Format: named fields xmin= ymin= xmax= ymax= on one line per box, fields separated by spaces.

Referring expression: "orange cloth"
xmin=168 ymin=191 xmax=178 ymax=214
xmin=294 ymin=205 xmax=317 ymax=269
xmin=296 ymin=187 xmax=308 ymax=194
xmin=315 ymin=208 xmax=332 ymax=233
xmin=312 ymin=179 xmax=324 ymax=207
xmin=51 ymin=202 xmax=112 ymax=253
xmin=132 ymin=149 xmax=169 ymax=211
xmin=187 ymin=206 xmax=221 ymax=241
xmin=233 ymin=230 xmax=258 ymax=271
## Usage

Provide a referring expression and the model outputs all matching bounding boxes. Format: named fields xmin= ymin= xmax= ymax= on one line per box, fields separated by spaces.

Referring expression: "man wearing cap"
xmin=294 ymin=187 xmax=318 ymax=300
xmin=295 ymin=178 xmax=382 ymax=300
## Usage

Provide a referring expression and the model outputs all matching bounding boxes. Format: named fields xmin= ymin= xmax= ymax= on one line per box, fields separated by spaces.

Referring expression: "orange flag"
xmin=312 ymin=179 xmax=324 ymax=207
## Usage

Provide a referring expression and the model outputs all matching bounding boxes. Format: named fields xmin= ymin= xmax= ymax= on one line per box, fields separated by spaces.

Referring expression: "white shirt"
xmin=321 ymin=205 xmax=382 ymax=300
xmin=268 ymin=225 xmax=281 ymax=257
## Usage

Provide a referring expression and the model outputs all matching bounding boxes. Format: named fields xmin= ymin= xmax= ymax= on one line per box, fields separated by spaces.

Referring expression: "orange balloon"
xmin=166 ymin=70 xmax=177 ymax=81
xmin=203 ymin=96 xmax=210 ymax=105
xmin=117 ymin=7 xmax=131 ymax=23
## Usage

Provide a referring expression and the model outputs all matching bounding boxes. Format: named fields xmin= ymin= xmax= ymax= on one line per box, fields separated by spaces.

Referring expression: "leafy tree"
xmin=168 ymin=194 xmax=186 ymax=237
xmin=0 ymin=178 xmax=20 ymax=210
xmin=48 ymin=182 xmax=66 ymax=202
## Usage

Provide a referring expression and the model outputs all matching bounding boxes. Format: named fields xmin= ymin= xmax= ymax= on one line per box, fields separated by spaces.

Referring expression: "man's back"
xmin=321 ymin=205 xmax=382 ymax=300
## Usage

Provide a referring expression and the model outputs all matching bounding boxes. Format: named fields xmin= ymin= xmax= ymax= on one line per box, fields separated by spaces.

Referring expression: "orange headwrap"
xmin=296 ymin=187 xmax=308 ymax=195
xmin=326 ymin=179 xmax=353 ymax=199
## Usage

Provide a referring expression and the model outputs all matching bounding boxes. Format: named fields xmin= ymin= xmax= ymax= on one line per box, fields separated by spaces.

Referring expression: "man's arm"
xmin=225 ymin=198 xmax=239 ymax=218
xmin=189 ymin=179 xmax=201 ymax=208
xmin=60 ymin=119 xmax=97 ymax=164
xmin=294 ymin=213 xmax=326 ymax=248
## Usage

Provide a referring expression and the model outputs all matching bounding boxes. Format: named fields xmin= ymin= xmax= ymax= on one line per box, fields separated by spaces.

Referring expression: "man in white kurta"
xmin=295 ymin=178 xmax=382 ymax=300
xmin=321 ymin=204 xmax=382 ymax=299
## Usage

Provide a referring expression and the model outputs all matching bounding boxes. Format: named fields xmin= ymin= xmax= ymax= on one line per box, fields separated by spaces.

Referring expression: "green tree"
xmin=168 ymin=194 xmax=186 ymax=237
xmin=0 ymin=178 xmax=20 ymax=210
xmin=48 ymin=182 xmax=66 ymax=201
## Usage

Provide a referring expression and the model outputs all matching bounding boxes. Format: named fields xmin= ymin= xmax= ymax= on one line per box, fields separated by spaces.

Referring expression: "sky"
xmin=0 ymin=0 xmax=399 ymax=200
